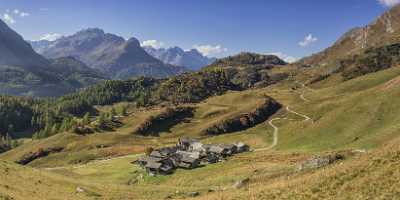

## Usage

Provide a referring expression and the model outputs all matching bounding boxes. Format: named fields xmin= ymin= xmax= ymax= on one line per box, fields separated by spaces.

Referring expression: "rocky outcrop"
xmin=297 ymin=153 xmax=345 ymax=171
xmin=204 ymin=97 xmax=282 ymax=135
xmin=16 ymin=147 xmax=64 ymax=165
xmin=132 ymin=107 xmax=194 ymax=136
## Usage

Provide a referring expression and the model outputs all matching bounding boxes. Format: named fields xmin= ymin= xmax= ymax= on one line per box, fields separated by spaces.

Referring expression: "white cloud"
xmin=2 ymin=9 xmax=30 ymax=24
xmin=378 ymin=0 xmax=400 ymax=6
xmin=3 ymin=14 xmax=15 ymax=24
xmin=140 ymin=40 xmax=165 ymax=49
xmin=268 ymin=52 xmax=298 ymax=63
xmin=298 ymin=34 xmax=318 ymax=47
xmin=193 ymin=44 xmax=228 ymax=56
xmin=19 ymin=12 xmax=29 ymax=17
xmin=39 ymin=33 xmax=62 ymax=41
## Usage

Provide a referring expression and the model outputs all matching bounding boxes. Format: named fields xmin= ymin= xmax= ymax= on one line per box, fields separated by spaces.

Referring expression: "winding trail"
xmin=256 ymin=81 xmax=314 ymax=151
xmin=255 ymin=117 xmax=282 ymax=152
xmin=286 ymin=106 xmax=311 ymax=122
xmin=45 ymin=81 xmax=316 ymax=169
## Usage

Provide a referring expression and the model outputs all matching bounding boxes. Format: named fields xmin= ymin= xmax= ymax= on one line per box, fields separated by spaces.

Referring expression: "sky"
xmin=0 ymin=0 xmax=398 ymax=61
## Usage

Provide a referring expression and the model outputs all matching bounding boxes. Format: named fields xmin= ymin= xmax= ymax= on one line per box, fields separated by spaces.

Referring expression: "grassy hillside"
xmin=52 ymin=66 xmax=400 ymax=199
xmin=1 ymin=61 xmax=400 ymax=199
xmin=194 ymin=137 xmax=400 ymax=200
xmin=271 ymin=66 xmax=400 ymax=151
xmin=0 ymin=160 xmax=95 ymax=200
xmin=0 ymin=91 xmax=278 ymax=168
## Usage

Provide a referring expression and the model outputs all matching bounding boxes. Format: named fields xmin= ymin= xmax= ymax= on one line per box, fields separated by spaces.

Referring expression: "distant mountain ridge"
xmin=206 ymin=52 xmax=287 ymax=69
xmin=0 ymin=20 xmax=107 ymax=97
xmin=30 ymin=29 xmax=188 ymax=79
xmin=143 ymin=46 xmax=215 ymax=70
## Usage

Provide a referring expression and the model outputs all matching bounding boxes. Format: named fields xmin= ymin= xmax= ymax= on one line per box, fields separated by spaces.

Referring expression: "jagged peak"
xmin=76 ymin=27 xmax=105 ymax=35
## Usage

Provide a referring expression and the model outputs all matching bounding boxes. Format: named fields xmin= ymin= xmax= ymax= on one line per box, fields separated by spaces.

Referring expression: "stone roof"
xmin=145 ymin=161 xmax=162 ymax=169
xmin=134 ymin=138 xmax=250 ymax=175
xmin=138 ymin=155 xmax=163 ymax=163
xmin=208 ymin=145 xmax=225 ymax=154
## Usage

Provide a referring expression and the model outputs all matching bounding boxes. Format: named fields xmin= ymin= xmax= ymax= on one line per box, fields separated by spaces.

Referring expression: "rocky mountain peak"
xmin=126 ymin=37 xmax=141 ymax=47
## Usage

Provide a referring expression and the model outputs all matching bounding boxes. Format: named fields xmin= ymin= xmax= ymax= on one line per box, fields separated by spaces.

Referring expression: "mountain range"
xmin=143 ymin=46 xmax=216 ymax=70
xmin=30 ymin=28 xmax=188 ymax=79
xmin=0 ymin=19 xmax=107 ymax=97
xmin=2 ymin=4 xmax=400 ymax=200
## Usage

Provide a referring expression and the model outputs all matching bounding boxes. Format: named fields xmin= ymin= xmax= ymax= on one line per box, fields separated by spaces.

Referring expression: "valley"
xmin=3 ymin=64 xmax=400 ymax=199
xmin=1 ymin=2 xmax=400 ymax=200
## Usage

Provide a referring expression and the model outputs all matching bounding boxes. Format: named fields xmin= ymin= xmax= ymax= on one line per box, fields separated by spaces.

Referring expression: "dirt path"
xmin=256 ymin=81 xmax=314 ymax=151
xmin=45 ymin=81 xmax=316 ymax=168
xmin=286 ymin=106 xmax=311 ymax=122
xmin=255 ymin=117 xmax=282 ymax=152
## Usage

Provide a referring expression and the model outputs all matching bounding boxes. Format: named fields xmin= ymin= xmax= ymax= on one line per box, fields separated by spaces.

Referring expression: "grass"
xmin=195 ymin=137 xmax=400 ymax=200
xmin=271 ymin=66 xmax=400 ymax=151
xmin=2 ymin=66 xmax=400 ymax=199
xmin=0 ymin=89 xmax=276 ymax=168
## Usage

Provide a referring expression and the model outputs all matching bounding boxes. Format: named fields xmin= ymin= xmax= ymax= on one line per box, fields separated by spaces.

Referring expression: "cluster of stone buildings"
xmin=134 ymin=138 xmax=250 ymax=175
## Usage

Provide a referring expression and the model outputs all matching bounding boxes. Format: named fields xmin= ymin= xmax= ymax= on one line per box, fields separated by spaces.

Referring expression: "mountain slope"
xmin=206 ymin=52 xmax=287 ymax=69
xmin=0 ymin=20 xmax=49 ymax=67
xmin=0 ymin=21 xmax=108 ymax=97
xmin=144 ymin=46 xmax=215 ymax=70
xmin=49 ymin=57 xmax=107 ymax=88
xmin=0 ymin=19 xmax=70 ymax=96
xmin=30 ymin=29 xmax=188 ymax=79
xmin=300 ymin=5 xmax=400 ymax=67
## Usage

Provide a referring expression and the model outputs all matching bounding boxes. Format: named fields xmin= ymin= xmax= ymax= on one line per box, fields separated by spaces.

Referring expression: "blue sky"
xmin=0 ymin=0 xmax=397 ymax=60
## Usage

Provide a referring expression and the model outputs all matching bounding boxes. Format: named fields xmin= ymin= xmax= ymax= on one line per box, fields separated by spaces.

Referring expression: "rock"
xmin=76 ymin=187 xmax=85 ymax=193
xmin=352 ymin=149 xmax=367 ymax=154
xmin=233 ymin=178 xmax=250 ymax=189
xmin=297 ymin=153 xmax=344 ymax=171
xmin=187 ymin=192 xmax=200 ymax=197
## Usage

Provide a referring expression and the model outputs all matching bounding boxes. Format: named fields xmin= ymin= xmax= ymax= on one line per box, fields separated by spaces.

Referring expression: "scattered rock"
xmin=187 ymin=192 xmax=200 ymax=197
xmin=233 ymin=178 xmax=250 ymax=189
xmin=297 ymin=153 xmax=344 ymax=171
xmin=352 ymin=149 xmax=367 ymax=154
xmin=76 ymin=187 xmax=85 ymax=193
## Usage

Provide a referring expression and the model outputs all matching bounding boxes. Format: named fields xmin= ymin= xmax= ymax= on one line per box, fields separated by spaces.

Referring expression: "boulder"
xmin=233 ymin=178 xmax=250 ymax=189
xmin=297 ymin=153 xmax=344 ymax=171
